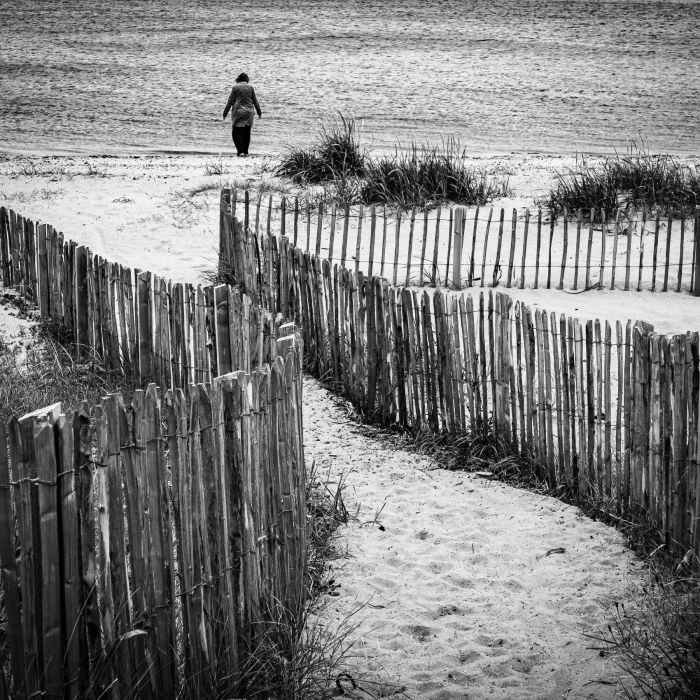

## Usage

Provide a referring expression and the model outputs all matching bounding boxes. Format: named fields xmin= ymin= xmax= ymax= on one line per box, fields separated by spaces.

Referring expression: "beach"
xmin=1 ymin=151 xmax=698 ymax=335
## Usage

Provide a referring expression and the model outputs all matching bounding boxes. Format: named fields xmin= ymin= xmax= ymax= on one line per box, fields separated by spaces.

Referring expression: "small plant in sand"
xmin=361 ymin=138 xmax=512 ymax=208
xmin=274 ymin=114 xmax=512 ymax=209
xmin=589 ymin=559 xmax=700 ymax=700
xmin=0 ymin=315 xmax=140 ymax=429
xmin=536 ymin=141 xmax=700 ymax=220
xmin=275 ymin=113 xmax=367 ymax=185
xmin=204 ymin=154 xmax=226 ymax=176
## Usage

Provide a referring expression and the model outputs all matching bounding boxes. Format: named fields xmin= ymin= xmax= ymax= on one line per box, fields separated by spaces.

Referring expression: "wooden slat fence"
xmin=0 ymin=200 xmax=308 ymax=699
xmin=0 ymin=203 xmax=291 ymax=390
xmin=0 ymin=342 xmax=305 ymax=700
xmin=220 ymin=192 xmax=700 ymax=295
xmin=220 ymin=189 xmax=700 ymax=563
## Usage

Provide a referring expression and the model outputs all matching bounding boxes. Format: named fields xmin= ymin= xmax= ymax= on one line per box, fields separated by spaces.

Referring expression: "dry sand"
xmin=304 ymin=378 xmax=640 ymax=699
xmin=0 ymin=152 xmax=674 ymax=697
xmin=1 ymin=152 xmax=697 ymax=335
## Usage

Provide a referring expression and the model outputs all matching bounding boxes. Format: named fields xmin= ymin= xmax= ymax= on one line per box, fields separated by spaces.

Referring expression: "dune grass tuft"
xmin=274 ymin=114 xmax=511 ymax=209
xmin=536 ymin=144 xmax=700 ymax=220
xmin=275 ymin=114 xmax=367 ymax=185
xmin=0 ymin=316 xmax=141 ymax=430
xmin=360 ymin=139 xmax=512 ymax=209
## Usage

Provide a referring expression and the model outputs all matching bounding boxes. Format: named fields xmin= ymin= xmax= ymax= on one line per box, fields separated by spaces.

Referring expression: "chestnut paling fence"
xmin=231 ymin=190 xmax=700 ymax=294
xmin=0 ymin=206 xmax=306 ymax=700
xmin=1 ymin=189 xmax=700 ymax=699
xmin=219 ymin=188 xmax=700 ymax=565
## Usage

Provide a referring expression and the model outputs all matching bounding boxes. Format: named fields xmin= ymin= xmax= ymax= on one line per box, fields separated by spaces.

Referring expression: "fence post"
xmin=452 ymin=207 xmax=464 ymax=289
xmin=37 ymin=223 xmax=49 ymax=316
xmin=137 ymin=272 xmax=153 ymax=383
xmin=693 ymin=208 xmax=700 ymax=296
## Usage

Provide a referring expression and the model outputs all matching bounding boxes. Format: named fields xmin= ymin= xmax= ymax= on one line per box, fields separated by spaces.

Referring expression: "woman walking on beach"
xmin=223 ymin=72 xmax=262 ymax=156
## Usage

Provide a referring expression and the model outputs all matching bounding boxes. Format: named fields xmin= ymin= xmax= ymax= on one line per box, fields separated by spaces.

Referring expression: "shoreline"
xmin=4 ymin=145 xmax=700 ymax=160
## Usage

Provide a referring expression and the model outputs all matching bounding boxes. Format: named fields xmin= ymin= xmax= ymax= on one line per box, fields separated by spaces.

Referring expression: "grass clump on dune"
xmin=274 ymin=114 xmax=511 ymax=209
xmin=536 ymin=143 xmax=700 ymax=220
xmin=361 ymin=138 xmax=512 ymax=209
xmin=274 ymin=113 xmax=367 ymax=185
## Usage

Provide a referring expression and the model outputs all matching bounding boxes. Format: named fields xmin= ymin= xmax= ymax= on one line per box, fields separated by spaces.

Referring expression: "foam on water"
xmin=1 ymin=0 xmax=699 ymax=156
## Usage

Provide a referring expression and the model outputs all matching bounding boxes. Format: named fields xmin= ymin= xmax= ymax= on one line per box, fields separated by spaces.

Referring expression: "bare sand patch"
xmin=303 ymin=378 xmax=643 ymax=699
xmin=1 ymin=152 xmax=697 ymax=335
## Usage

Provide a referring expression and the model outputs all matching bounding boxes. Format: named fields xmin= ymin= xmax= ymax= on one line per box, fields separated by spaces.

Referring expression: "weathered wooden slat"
xmin=534 ymin=209 xmax=542 ymax=289
xmin=492 ymin=209 xmax=505 ymax=288
xmin=651 ymin=209 xmax=661 ymax=292
xmin=678 ymin=213 xmax=686 ymax=292
xmin=637 ymin=212 xmax=647 ymax=292
xmin=663 ymin=214 xmax=672 ymax=292
xmin=392 ymin=210 xmax=402 ymax=287
xmin=551 ymin=312 xmax=565 ymax=483
xmin=418 ymin=209 xmax=428 ymax=285
xmin=368 ymin=205 xmax=377 ymax=279
xmin=506 ymin=208 xmax=517 ymax=288
xmin=0 ymin=422 xmax=26 ymax=697
xmin=556 ymin=314 xmax=570 ymax=486
xmin=558 ymin=211 xmax=569 ymax=290
xmin=480 ymin=208 xmax=493 ymax=288
xmin=355 ymin=205 xmax=364 ymax=275
xmin=547 ymin=213 xmax=555 ymax=289
xmin=604 ymin=321 xmax=613 ymax=497
xmin=519 ymin=209 xmax=530 ymax=289
xmin=573 ymin=210 xmax=582 ymax=291
xmin=405 ymin=206 xmax=417 ymax=286
xmin=452 ymin=207 xmax=464 ymax=289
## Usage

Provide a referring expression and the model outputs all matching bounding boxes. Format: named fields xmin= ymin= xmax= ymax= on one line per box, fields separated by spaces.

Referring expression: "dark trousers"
xmin=232 ymin=126 xmax=251 ymax=155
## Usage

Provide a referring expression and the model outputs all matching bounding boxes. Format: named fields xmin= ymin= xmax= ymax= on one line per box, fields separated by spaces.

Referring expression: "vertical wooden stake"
xmin=280 ymin=196 xmax=286 ymax=238
xmin=266 ymin=194 xmax=273 ymax=236
xmin=637 ymin=212 xmax=647 ymax=292
xmin=492 ymin=208 xmax=505 ymax=287
xmin=405 ymin=206 xmax=417 ymax=286
xmin=315 ymin=201 xmax=324 ymax=257
xmin=306 ymin=199 xmax=312 ymax=251
xmin=559 ymin=210 xmax=569 ymax=290
xmin=624 ymin=216 xmax=634 ymax=291
xmin=355 ymin=204 xmax=364 ymax=275
xmin=293 ymin=196 xmax=300 ymax=245
xmin=452 ymin=207 xmax=464 ymax=290
xmin=663 ymin=214 xmax=672 ymax=292
xmin=651 ymin=209 xmax=661 ymax=292
xmin=677 ymin=212 xmax=686 ymax=292
xmin=380 ymin=205 xmax=388 ymax=279
xmin=328 ymin=203 xmax=337 ymax=262
xmin=432 ymin=207 xmax=442 ymax=285
xmin=340 ymin=203 xmax=350 ymax=268
xmin=547 ymin=213 xmax=555 ymax=289
xmin=393 ymin=210 xmax=402 ymax=286
xmin=480 ymin=208 xmax=493 ymax=288
xmin=692 ymin=208 xmax=700 ymax=296
xmin=520 ymin=209 xmax=530 ymax=289
xmin=419 ymin=209 xmax=429 ymax=285
xmin=368 ymin=205 xmax=377 ymax=278
xmin=585 ymin=209 xmax=594 ymax=290
xmin=534 ymin=209 xmax=542 ymax=289
xmin=609 ymin=209 xmax=620 ymax=290
xmin=469 ymin=207 xmax=479 ymax=286
xmin=599 ymin=209 xmax=607 ymax=288
xmin=573 ymin=209 xmax=582 ymax=291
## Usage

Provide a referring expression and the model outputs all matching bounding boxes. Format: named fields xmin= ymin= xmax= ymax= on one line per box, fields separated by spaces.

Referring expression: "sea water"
xmin=1 ymin=0 xmax=699 ymax=156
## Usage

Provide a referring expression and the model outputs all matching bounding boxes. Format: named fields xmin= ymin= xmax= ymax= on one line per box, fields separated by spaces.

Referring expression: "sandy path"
xmin=304 ymin=377 xmax=641 ymax=700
